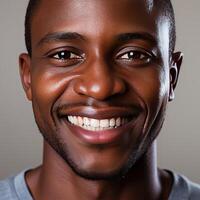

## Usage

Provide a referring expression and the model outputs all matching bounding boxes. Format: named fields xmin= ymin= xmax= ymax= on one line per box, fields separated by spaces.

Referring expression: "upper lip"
xmin=57 ymin=106 xmax=142 ymax=119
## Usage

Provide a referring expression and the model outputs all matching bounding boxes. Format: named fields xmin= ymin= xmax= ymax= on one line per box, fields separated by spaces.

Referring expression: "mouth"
xmin=67 ymin=116 xmax=132 ymax=131
xmin=58 ymin=106 xmax=141 ymax=144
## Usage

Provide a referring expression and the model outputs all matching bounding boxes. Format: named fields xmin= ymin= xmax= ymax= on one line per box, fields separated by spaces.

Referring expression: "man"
xmin=0 ymin=0 xmax=200 ymax=199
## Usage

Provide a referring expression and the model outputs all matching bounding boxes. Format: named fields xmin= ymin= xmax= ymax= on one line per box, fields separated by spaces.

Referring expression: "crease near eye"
xmin=116 ymin=49 xmax=154 ymax=65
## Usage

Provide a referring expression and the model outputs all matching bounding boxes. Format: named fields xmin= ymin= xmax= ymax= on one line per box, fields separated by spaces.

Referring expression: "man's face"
xmin=20 ymin=0 xmax=177 ymax=179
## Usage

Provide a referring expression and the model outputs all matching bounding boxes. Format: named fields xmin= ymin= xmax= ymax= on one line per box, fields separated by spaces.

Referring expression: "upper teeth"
xmin=67 ymin=116 xmax=129 ymax=131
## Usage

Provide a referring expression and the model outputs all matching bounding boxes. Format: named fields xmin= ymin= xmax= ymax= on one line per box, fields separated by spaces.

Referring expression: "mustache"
xmin=55 ymin=100 xmax=142 ymax=117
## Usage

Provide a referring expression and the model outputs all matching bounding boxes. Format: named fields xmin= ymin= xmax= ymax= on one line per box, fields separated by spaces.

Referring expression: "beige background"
xmin=0 ymin=0 xmax=200 ymax=183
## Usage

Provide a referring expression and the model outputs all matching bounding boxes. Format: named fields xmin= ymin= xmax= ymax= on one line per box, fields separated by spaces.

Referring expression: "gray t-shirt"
xmin=0 ymin=170 xmax=200 ymax=200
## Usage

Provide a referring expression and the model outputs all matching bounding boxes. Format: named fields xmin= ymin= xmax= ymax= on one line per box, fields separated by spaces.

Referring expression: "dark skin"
xmin=19 ymin=0 xmax=183 ymax=199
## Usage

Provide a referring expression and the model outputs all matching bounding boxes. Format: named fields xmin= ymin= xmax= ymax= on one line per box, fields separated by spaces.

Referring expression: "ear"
xmin=19 ymin=53 xmax=32 ymax=101
xmin=169 ymin=52 xmax=183 ymax=101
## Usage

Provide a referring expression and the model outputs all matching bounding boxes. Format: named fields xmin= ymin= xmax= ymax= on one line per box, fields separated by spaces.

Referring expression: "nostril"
xmin=73 ymin=78 xmax=87 ymax=95
xmin=73 ymin=76 xmax=111 ymax=99
xmin=73 ymin=75 xmax=127 ymax=100
xmin=113 ymin=78 xmax=126 ymax=95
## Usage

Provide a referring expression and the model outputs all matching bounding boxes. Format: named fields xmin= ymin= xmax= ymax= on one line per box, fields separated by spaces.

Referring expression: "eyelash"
xmin=47 ymin=48 xmax=154 ymax=67
xmin=49 ymin=50 xmax=82 ymax=60
xmin=116 ymin=50 xmax=154 ymax=64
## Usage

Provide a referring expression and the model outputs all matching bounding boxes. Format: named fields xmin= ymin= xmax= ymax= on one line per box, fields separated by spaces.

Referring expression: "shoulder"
xmin=185 ymin=177 xmax=200 ymax=199
xmin=0 ymin=170 xmax=33 ymax=200
xmin=169 ymin=171 xmax=200 ymax=200
xmin=0 ymin=176 xmax=17 ymax=200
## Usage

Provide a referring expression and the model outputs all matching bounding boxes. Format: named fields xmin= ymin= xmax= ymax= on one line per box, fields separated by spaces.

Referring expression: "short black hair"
xmin=24 ymin=0 xmax=176 ymax=56
xmin=25 ymin=0 xmax=40 ymax=56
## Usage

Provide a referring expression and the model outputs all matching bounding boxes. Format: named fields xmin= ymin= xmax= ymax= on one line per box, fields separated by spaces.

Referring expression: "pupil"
xmin=129 ymin=51 xmax=140 ymax=59
xmin=59 ymin=51 xmax=70 ymax=59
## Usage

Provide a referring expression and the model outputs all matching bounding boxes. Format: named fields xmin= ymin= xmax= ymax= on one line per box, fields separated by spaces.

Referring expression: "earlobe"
xmin=169 ymin=52 xmax=183 ymax=101
xmin=19 ymin=53 xmax=32 ymax=101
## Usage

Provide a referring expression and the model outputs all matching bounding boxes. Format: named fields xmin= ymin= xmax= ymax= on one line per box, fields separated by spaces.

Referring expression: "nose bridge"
xmin=88 ymin=58 xmax=113 ymax=95
xmin=74 ymin=56 xmax=126 ymax=100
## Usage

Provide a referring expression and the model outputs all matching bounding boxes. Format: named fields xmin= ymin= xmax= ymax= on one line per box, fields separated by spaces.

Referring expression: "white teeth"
xmin=90 ymin=119 xmax=100 ymax=128
xmin=100 ymin=119 xmax=109 ymax=128
xmin=73 ymin=116 xmax=78 ymax=125
xmin=83 ymin=117 xmax=90 ymax=126
xmin=67 ymin=116 xmax=130 ymax=131
xmin=109 ymin=118 xmax=115 ymax=127
xmin=69 ymin=116 xmax=75 ymax=124
xmin=78 ymin=116 xmax=83 ymax=126
xmin=116 ymin=117 xmax=121 ymax=126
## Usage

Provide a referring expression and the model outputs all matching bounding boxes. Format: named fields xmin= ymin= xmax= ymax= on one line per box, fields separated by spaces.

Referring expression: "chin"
xmin=69 ymin=167 xmax=127 ymax=181
xmin=56 ymin=140 xmax=142 ymax=181
xmin=68 ymin=151 xmax=142 ymax=181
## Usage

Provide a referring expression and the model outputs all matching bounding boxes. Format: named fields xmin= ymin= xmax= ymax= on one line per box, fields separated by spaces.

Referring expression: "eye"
xmin=116 ymin=49 xmax=153 ymax=65
xmin=51 ymin=50 xmax=82 ymax=60
xmin=121 ymin=51 xmax=146 ymax=60
xmin=47 ymin=49 xmax=84 ymax=67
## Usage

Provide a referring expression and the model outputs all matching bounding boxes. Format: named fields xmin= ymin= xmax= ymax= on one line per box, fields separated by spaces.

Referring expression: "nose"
xmin=73 ymin=59 xmax=126 ymax=100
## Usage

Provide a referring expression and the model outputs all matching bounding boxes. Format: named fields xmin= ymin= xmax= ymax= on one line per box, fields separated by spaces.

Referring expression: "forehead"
xmin=31 ymin=0 xmax=167 ymax=50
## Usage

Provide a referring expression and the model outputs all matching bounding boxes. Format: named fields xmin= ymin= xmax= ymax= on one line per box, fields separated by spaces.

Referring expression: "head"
xmin=20 ymin=0 xmax=183 ymax=180
xmin=25 ymin=0 xmax=177 ymax=56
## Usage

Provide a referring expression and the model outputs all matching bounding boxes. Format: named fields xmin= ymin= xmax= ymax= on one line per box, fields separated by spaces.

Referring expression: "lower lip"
xmin=62 ymin=118 xmax=137 ymax=145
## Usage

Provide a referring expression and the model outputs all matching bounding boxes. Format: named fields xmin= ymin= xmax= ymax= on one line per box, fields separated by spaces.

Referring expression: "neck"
xmin=26 ymin=141 xmax=166 ymax=200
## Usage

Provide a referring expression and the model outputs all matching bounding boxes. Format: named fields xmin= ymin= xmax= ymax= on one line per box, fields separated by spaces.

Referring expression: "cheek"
xmin=32 ymin=70 xmax=60 ymax=109
xmin=139 ymin=68 xmax=169 ymax=137
xmin=31 ymin=67 xmax=75 ymax=125
xmin=125 ymin=67 xmax=169 ymax=146
xmin=136 ymin=67 xmax=169 ymax=107
xmin=126 ymin=67 xmax=169 ymax=122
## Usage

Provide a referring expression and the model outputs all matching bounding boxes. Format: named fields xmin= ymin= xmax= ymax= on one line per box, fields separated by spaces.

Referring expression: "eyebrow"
xmin=115 ymin=32 xmax=157 ymax=45
xmin=36 ymin=31 xmax=157 ymax=47
xmin=36 ymin=32 xmax=85 ymax=47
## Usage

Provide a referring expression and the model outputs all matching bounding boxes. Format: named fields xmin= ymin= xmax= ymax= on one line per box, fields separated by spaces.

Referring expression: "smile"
xmin=58 ymin=105 xmax=142 ymax=144
xmin=63 ymin=114 xmax=138 ymax=145
xmin=67 ymin=116 xmax=131 ymax=131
